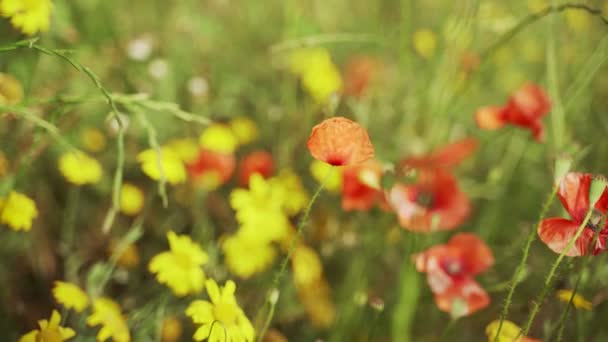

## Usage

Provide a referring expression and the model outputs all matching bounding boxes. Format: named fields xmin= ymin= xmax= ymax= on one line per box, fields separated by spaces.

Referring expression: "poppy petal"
xmin=434 ymin=278 xmax=490 ymax=317
xmin=538 ymin=217 xmax=591 ymax=256
xmin=558 ymin=172 xmax=591 ymax=222
xmin=448 ymin=233 xmax=494 ymax=275
xmin=403 ymin=138 xmax=478 ymax=170
xmin=307 ymin=117 xmax=374 ymax=166
xmin=474 ymin=106 xmax=507 ymax=130
xmin=238 ymin=151 xmax=274 ymax=187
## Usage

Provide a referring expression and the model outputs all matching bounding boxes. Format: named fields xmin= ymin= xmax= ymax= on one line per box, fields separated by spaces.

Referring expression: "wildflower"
xmin=475 ymin=83 xmax=551 ymax=141
xmin=149 ymin=59 xmax=169 ymax=80
xmin=186 ymin=279 xmax=255 ymax=342
xmin=413 ymin=29 xmax=438 ymax=58
xmin=288 ymin=48 xmax=342 ymax=104
xmin=307 ymin=117 xmax=375 ymax=166
xmin=400 ymin=138 xmax=478 ymax=171
xmin=292 ymin=245 xmax=323 ymax=287
xmin=229 ymin=117 xmax=258 ymax=145
xmin=186 ymin=149 xmax=236 ymax=190
xmin=0 ymin=73 xmax=24 ymax=105
xmin=137 ymin=147 xmax=187 ymax=185
xmin=297 ymin=278 xmax=336 ymax=328
xmin=120 ymin=183 xmax=144 ymax=216
xmin=80 ymin=128 xmax=107 ymax=153
xmin=310 ymin=160 xmax=343 ymax=193
xmin=485 ymin=320 xmax=540 ymax=342
xmin=538 ymin=172 xmax=608 ymax=256
xmin=0 ymin=0 xmax=53 ymax=35
xmin=199 ymin=124 xmax=238 ymax=154
xmin=149 ymin=231 xmax=209 ymax=296
xmin=389 ymin=170 xmax=470 ymax=232
xmin=343 ymin=56 xmax=380 ymax=98
xmin=0 ymin=191 xmax=38 ymax=231
xmin=238 ymin=150 xmax=274 ymax=187
xmin=109 ymin=241 xmax=140 ymax=269
xmin=87 ymin=297 xmax=130 ymax=342
xmin=188 ymin=77 xmax=209 ymax=97
xmin=271 ymin=169 xmax=309 ymax=216
xmin=58 ymin=151 xmax=103 ymax=185
xmin=126 ymin=36 xmax=153 ymax=61
xmin=167 ymin=138 xmax=200 ymax=164
xmin=342 ymin=160 xmax=385 ymax=211
xmin=19 ymin=310 xmax=75 ymax=342
xmin=52 ymin=281 xmax=89 ymax=313
xmin=556 ymin=289 xmax=593 ymax=310
xmin=415 ymin=233 xmax=494 ymax=317
xmin=222 ymin=233 xmax=277 ymax=279
xmin=161 ymin=316 xmax=183 ymax=342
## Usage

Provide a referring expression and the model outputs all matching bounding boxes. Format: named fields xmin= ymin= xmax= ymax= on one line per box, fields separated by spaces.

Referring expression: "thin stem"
xmin=440 ymin=319 xmax=458 ymax=342
xmin=521 ymin=209 xmax=595 ymax=335
xmin=493 ymin=184 xmax=559 ymax=341
xmin=270 ymin=33 xmax=378 ymax=53
xmin=102 ymin=124 xmax=125 ymax=234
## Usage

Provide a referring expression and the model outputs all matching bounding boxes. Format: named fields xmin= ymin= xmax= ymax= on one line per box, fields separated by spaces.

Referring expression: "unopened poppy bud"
xmin=369 ymin=297 xmax=385 ymax=312
xmin=268 ymin=288 xmax=280 ymax=305
xmin=589 ymin=176 xmax=607 ymax=205
xmin=553 ymin=155 xmax=573 ymax=185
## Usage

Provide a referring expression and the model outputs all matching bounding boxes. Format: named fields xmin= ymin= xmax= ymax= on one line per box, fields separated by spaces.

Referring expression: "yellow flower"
xmin=109 ymin=241 xmax=140 ymax=269
xmin=137 ymin=147 xmax=187 ymax=185
xmin=120 ymin=183 xmax=144 ymax=216
xmin=52 ymin=281 xmax=89 ymax=313
xmin=58 ymin=151 xmax=103 ymax=185
xmin=199 ymin=124 xmax=238 ymax=154
xmin=556 ymin=289 xmax=593 ymax=310
xmin=161 ymin=316 xmax=183 ymax=342
xmin=19 ymin=310 xmax=75 ymax=342
xmin=0 ymin=0 xmax=52 ymax=35
xmin=167 ymin=138 xmax=199 ymax=164
xmin=413 ymin=29 xmax=437 ymax=58
xmin=310 ymin=160 xmax=342 ymax=192
xmin=80 ymin=128 xmax=107 ymax=153
xmin=87 ymin=297 xmax=130 ymax=342
xmin=485 ymin=320 xmax=530 ymax=342
xmin=186 ymin=279 xmax=255 ymax=342
xmin=271 ymin=169 xmax=309 ymax=216
xmin=0 ymin=191 xmax=38 ymax=231
xmin=0 ymin=73 xmax=24 ymax=105
xmin=222 ymin=233 xmax=276 ymax=279
xmin=297 ymin=279 xmax=335 ymax=328
xmin=149 ymin=231 xmax=208 ymax=297
xmin=288 ymin=48 xmax=342 ymax=104
xmin=229 ymin=117 xmax=258 ymax=145
xmin=292 ymin=245 xmax=322 ymax=288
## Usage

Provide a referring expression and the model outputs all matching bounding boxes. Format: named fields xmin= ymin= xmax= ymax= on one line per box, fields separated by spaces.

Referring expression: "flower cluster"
xmin=288 ymin=48 xmax=343 ymax=104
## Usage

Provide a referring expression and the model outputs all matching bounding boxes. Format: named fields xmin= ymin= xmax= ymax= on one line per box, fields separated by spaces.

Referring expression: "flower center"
xmin=213 ymin=302 xmax=238 ymax=324
xmin=325 ymin=154 xmax=346 ymax=166
xmin=586 ymin=209 xmax=605 ymax=232
xmin=415 ymin=192 xmax=434 ymax=208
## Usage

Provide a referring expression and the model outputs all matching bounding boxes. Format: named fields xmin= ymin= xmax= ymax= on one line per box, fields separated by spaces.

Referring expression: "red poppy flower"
xmin=307 ymin=117 xmax=374 ymax=166
xmin=341 ymin=160 xmax=385 ymax=211
xmin=186 ymin=149 xmax=236 ymax=189
xmin=238 ymin=150 xmax=274 ymax=187
xmin=414 ymin=233 xmax=494 ymax=317
xmin=389 ymin=169 xmax=470 ymax=232
xmin=401 ymin=138 xmax=478 ymax=171
xmin=344 ymin=56 xmax=379 ymax=98
xmin=475 ymin=83 xmax=551 ymax=141
xmin=538 ymin=172 xmax=608 ymax=256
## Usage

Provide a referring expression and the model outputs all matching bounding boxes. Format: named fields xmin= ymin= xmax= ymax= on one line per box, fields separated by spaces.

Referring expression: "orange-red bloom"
xmin=538 ymin=172 xmax=608 ymax=256
xmin=343 ymin=56 xmax=379 ymax=98
xmin=475 ymin=83 xmax=551 ymax=141
xmin=307 ymin=117 xmax=374 ymax=166
xmin=341 ymin=160 xmax=386 ymax=211
xmin=389 ymin=169 xmax=470 ymax=232
xmin=186 ymin=149 xmax=236 ymax=189
xmin=401 ymin=138 xmax=478 ymax=171
xmin=238 ymin=151 xmax=274 ymax=187
xmin=415 ymin=233 xmax=494 ymax=317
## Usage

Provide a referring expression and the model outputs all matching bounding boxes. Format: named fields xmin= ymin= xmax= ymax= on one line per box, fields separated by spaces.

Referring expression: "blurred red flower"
xmin=307 ymin=117 xmax=374 ymax=166
xmin=186 ymin=149 xmax=236 ymax=189
xmin=400 ymin=138 xmax=478 ymax=171
xmin=238 ymin=150 xmax=274 ymax=187
xmin=538 ymin=172 xmax=608 ymax=256
xmin=414 ymin=233 xmax=494 ymax=317
xmin=475 ymin=83 xmax=551 ymax=141
xmin=341 ymin=160 xmax=386 ymax=211
xmin=343 ymin=56 xmax=379 ymax=98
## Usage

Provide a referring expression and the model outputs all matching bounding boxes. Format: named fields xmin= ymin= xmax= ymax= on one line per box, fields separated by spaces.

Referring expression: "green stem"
xmin=521 ymin=209 xmax=595 ymax=335
xmin=493 ymin=184 xmax=559 ymax=341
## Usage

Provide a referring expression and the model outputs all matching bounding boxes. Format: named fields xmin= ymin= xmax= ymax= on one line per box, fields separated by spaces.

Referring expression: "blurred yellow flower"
xmin=413 ymin=29 xmax=437 ymax=58
xmin=310 ymin=160 xmax=342 ymax=192
xmin=137 ymin=147 xmax=186 ymax=185
xmin=87 ymin=297 xmax=130 ymax=342
xmin=297 ymin=279 xmax=335 ymax=328
xmin=199 ymin=124 xmax=238 ymax=154
xmin=110 ymin=241 xmax=140 ymax=269
xmin=186 ymin=279 xmax=255 ymax=342
xmin=0 ymin=191 xmax=38 ymax=231
xmin=229 ymin=117 xmax=258 ymax=145
xmin=0 ymin=0 xmax=52 ymax=35
xmin=167 ymin=138 xmax=199 ymax=164
xmin=58 ymin=151 xmax=103 ymax=185
xmin=292 ymin=245 xmax=322 ymax=287
xmin=52 ymin=281 xmax=89 ymax=313
xmin=271 ymin=169 xmax=309 ymax=217
xmin=19 ymin=310 xmax=75 ymax=342
xmin=161 ymin=316 xmax=183 ymax=342
xmin=149 ymin=231 xmax=208 ymax=296
xmin=556 ymin=289 xmax=593 ymax=310
xmin=120 ymin=183 xmax=144 ymax=216
xmin=0 ymin=73 xmax=24 ymax=105
xmin=289 ymin=48 xmax=343 ymax=104
xmin=485 ymin=320 xmax=532 ymax=342
xmin=80 ymin=128 xmax=107 ymax=153
xmin=222 ymin=233 xmax=276 ymax=279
